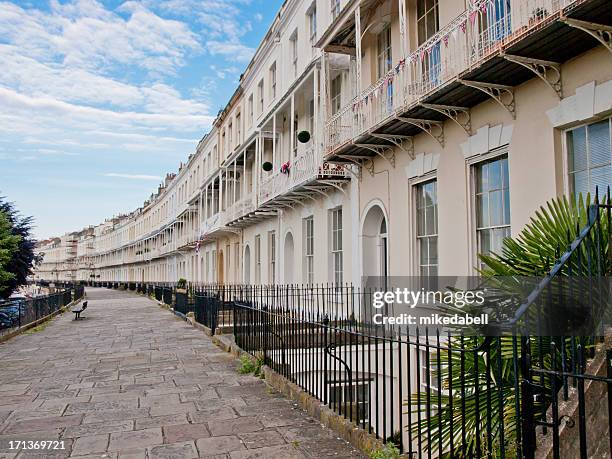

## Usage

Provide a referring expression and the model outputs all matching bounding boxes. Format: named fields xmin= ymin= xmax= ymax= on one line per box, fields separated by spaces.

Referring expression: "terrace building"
xmin=32 ymin=1 xmax=612 ymax=454
xmin=35 ymin=0 xmax=611 ymax=287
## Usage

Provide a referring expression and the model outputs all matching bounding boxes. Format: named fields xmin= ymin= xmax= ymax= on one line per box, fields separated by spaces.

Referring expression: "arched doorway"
xmin=244 ymin=245 xmax=251 ymax=284
xmin=284 ymin=232 xmax=294 ymax=284
xmin=361 ymin=204 xmax=388 ymax=287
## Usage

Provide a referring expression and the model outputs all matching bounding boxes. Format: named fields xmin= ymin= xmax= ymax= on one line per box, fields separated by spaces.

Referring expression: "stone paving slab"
xmin=0 ymin=288 xmax=364 ymax=458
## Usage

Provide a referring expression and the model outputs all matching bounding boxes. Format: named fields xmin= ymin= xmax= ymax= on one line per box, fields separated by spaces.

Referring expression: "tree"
xmin=0 ymin=197 xmax=36 ymax=299
xmin=0 ymin=211 xmax=20 ymax=298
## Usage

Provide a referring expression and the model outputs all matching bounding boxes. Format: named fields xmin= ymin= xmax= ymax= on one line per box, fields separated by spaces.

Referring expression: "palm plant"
xmin=407 ymin=192 xmax=610 ymax=458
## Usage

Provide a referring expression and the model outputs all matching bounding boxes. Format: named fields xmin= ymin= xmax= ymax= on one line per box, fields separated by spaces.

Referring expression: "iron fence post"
xmin=520 ymin=336 xmax=536 ymax=459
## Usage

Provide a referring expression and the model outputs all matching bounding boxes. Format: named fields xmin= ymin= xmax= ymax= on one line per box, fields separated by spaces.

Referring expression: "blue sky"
xmin=0 ymin=0 xmax=283 ymax=239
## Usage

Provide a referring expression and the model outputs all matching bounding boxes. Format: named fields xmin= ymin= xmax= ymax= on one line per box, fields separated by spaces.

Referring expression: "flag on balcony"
xmin=195 ymin=240 xmax=201 ymax=254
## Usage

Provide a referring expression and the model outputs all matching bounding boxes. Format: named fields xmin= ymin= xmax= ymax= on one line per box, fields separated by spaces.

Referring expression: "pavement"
xmin=0 ymin=287 xmax=364 ymax=459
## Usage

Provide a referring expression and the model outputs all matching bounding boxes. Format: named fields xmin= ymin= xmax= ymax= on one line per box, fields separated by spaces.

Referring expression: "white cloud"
xmin=104 ymin=173 xmax=162 ymax=181
xmin=147 ymin=0 xmax=257 ymax=63
xmin=0 ymin=87 xmax=214 ymax=132
xmin=207 ymin=41 xmax=255 ymax=63
xmin=0 ymin=0 xmax=201 ymax=76
xmin=0 ymin=0 xmax=216 ymax=160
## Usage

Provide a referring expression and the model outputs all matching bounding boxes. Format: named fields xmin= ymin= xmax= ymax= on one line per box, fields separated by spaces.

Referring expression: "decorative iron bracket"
xmin=263 ymin=202 xmax=293 ymax=210
xmin=291 ymin=191 xmax=318 ymax=202
xmin=336 ymin=154 xmax=372 ymax=176
xmin=302 ymin=185 xmax=331 ymax=199
xmin=279 ymin=197 xmax=306 ymax=207
xmin=369 ymin=133 xmax=415 ymax=159
xmin=421 ymin=103 xmax=472 ymax=135
xmin=459 ymin=80 xmax=516 ymax=119
xmin=562 ymin=17 xmax=612 ymax=55
xmin=502 ymin=54 xmax=562 ymax=99
xmin=354 ymin=143 xmax=395 ymax=169
xmin=319 ymin=180 xmax=348 ymax=195
xmin=395 ymin=116 xmax=445 ymax=147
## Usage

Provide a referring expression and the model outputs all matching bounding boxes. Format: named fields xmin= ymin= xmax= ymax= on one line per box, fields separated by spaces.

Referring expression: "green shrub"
xmin=369 ymin=443 xmax=401 ymax=459
xmin=237 ymin=354 xmax=264 ymax=376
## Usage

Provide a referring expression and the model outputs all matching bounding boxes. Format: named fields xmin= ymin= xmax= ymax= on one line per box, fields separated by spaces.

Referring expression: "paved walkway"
xmin=0 ymin=288 xmax=363 ymax=459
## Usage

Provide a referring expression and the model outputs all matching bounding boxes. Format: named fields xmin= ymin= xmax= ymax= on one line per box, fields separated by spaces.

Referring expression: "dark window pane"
xmin=591 ymin=165 xmax=612 ymax=198
xmin=572 ymin=170 xmax=589 ymax=200
xmin=503 ymin=188 xmax=511 ymax=224
xmin=568 ymin=127 xmax=588 ymax=172
xmin=488 ymin=159 xmax=502 ymax=190
xmin=479 ymin=229 xmax=491 ymax=256
xmin=476 ymin=194 xmax=489 ymax=228
xmin=489 ymin=190 xmax=504 ymax=226
xmin=588 ymin=120 xmax=611 ymax=168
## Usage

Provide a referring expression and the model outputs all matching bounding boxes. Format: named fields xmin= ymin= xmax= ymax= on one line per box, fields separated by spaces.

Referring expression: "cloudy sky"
xmin=0 ymin=0 xmax=282 ymax=239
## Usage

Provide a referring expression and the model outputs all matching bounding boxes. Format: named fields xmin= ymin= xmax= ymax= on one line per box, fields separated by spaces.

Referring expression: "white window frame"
xmin=330 ymin=74 xmax=342 ymax=115
xmin=248 ymin=95 xmax=254 ymax=128
xmin=565 ymin=116 xmax=612 ymax=201
xmin=258 ymin=80 xmax=264 ymax=114
xmin=308 ymin=4 xmax=317 ymax=43
xmin=234 ymin=242 xmax=240 ymax=282
xmin=327 ymin=380 xmax=370 ymax=423
xmin=290 ymin=31 xmax=298 ymax=78
xmin=331 ymin=0 xmax=341 ymax=21
xmin=236 ymin=113 xmax=241 ymax=146
xmin=329 ymin=207 xmax=343 ymax=285
xmin=414 ymin=178 xmax=438 ymax=277
xmin=471 ymin=152 xmax=511 ymax=270
xmin=255 ymin=235 xmax=261 ymax=284
xmin=269 ymin=62 xmax=277 ymax=100
xmin=377 ymin=25 xmax=392 ymax=79
xmin=268 ymin=231 xmax=276 ymax=284
xmin=303 ymin=216 xmax=314 ymax=284
xmin=417 ymin=0 xmax=440 ymax=45
xmin=419 ymin=349 xmax=440 ymax=392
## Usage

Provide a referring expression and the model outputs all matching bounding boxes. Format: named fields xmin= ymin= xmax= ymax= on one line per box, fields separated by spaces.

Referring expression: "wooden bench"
xmin=72 ymin=301 xmax=88 ymax=320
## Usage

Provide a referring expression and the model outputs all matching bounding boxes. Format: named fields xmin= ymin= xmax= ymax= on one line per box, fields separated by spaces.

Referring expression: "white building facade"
xmin=34 ymin=0 xmax=612 ymax=287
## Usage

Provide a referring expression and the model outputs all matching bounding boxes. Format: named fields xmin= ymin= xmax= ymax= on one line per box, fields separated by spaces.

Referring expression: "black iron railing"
xmin=81 ymin=193 xmax=610 ymax=458
xmin=0 ymin=283 xmax=83 ymax=336
xmin=512 ymin=195 xmax=611 ymax=459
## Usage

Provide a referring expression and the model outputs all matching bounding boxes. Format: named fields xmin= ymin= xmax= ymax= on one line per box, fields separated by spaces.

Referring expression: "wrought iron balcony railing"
xmin=325 ymin=0 xmax=586 ymax=154
xmin=259 ymin=146 xmax=350 ymax=204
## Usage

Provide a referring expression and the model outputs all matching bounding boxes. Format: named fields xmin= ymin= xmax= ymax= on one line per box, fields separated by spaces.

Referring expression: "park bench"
xmin=72 ymin=301 xmax=88 ymax=320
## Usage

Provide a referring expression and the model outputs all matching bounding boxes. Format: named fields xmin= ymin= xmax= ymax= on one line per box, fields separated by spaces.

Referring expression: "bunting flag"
xmin=347 ymin=7 xmax=481 ymax=111
xmin=469 ymin=10 xmax=478 ymax=24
